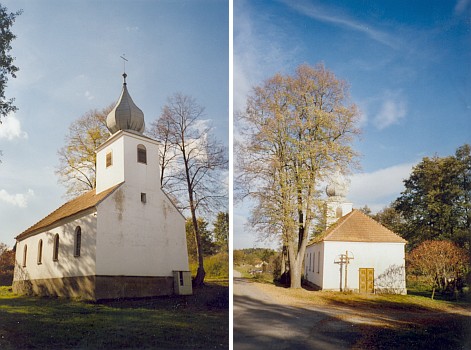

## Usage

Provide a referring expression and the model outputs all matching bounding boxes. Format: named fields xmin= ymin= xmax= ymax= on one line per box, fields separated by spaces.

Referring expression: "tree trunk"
xmin=280 ymin=245 xmax=288 ymax=275
xmin=287 ymin=241 xmax=307 ymax=289
xmin=289 ymin=257 xmax=303 ymax=288
xmin=181 ymin=138 xmax=206 ymax=287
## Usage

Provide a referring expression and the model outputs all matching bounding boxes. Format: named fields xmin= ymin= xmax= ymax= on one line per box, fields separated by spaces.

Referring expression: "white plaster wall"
xmin=321 ymin=241 xmax=406 ymax=292
xmin=325 ymin=201 xmax=353 ymax=228
xmin=14 ymin=212 xmax=97 ymax=281
xmin=121 ymin=133 xmax=161 ymax=193
xmin=95 ymin=133 xmax=125 ymax=194
xmin=96 ymin=131 xmax=161 ymax=195
xmin=304 ymin=242 xmax=324 ymax=288
xmin=95 ymin=131 xmax=188 ymax=277
xmin=96 ymin=184 xmax=188 ymax=276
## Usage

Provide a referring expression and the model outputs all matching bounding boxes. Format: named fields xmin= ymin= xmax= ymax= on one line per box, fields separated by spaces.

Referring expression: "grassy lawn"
xmin=0 ymin=280 xmax=228 ymax=349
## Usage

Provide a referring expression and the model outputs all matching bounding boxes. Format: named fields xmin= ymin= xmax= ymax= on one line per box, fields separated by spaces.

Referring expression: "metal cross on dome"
xmin=120 ymin=54 xmax=128 ymax=83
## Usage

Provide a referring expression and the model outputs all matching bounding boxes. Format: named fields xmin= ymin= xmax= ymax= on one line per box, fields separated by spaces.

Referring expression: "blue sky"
xmin=0 ymin=0 xmax=228 ymax=247
xmin=234 ymin=0 xmax=471 ymax=248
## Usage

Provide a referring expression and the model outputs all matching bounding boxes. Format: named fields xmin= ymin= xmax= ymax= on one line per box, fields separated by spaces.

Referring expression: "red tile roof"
xmin=16 ymin=184 xmax=122 ymax=241
xmin=308 ymin=209 xmax=407 ymax=245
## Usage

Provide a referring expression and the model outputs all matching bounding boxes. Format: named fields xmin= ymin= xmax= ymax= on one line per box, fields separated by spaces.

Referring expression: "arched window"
xmin=53 ymin=234 xmax=59 ymax=261
xmin=37 ymin=240 xmax=43 ymax=265
xmin=74 ymin=226 xmax=81 ymax=257
xmin=137 ymin=144 xmax=147 ymax=164
xmin=22 ymin=245 xmax=27 ymax=267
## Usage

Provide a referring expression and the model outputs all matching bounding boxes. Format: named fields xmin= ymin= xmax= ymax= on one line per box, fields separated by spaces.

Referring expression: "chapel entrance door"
xmin=359 ymin=268 xmax=374 ymax=293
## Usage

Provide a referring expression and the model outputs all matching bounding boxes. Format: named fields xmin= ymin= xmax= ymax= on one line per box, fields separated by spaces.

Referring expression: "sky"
xmin=0 ymin=0 xmax=228 ymax=247
xmin=234 ymin=0 xmax=471 ymax=249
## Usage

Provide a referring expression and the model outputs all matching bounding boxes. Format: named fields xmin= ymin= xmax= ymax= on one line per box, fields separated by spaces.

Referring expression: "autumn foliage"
xmin=0 ymin=243 xmax=15 ymax=286
xmin=407 ymin=240 xmax=469 ymax=299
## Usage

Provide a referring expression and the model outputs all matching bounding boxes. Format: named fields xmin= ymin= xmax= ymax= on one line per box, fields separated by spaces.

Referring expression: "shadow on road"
xmin=234 ymin=277 xmax=471 ymax=350
xmin=234 ymin=278 xmax=360 ymax=350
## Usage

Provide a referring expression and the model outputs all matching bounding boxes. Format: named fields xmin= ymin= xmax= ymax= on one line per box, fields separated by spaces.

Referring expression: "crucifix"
xmin=334 ymin=251 xmax=354 ymax=291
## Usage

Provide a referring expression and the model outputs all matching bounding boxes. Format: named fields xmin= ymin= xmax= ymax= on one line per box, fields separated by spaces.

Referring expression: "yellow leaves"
xmin=237 ymin=63 xmax=361 ymax=252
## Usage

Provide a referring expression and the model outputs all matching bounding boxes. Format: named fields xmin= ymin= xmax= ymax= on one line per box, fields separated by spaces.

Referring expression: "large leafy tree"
xmin=0 ymin=4 xmax=22 ymax=122
xmin=455 ymin=144 xmax=471 ymax=244
xmin=394 ymin=144 xmax=471 ymax=250
xmin=149 ymin=93 xmax=228 ymax=287
xmin=372 ymin=204 xmax=406 ymax=237
xmin=56 ymin=106 xmax=112 ymax=197
xmin=236 ymin=64 xmax=360 ymax=288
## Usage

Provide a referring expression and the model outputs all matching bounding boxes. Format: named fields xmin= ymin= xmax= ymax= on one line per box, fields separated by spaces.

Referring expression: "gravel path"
xmin=233 ymin=274 xmax=360 ymax=350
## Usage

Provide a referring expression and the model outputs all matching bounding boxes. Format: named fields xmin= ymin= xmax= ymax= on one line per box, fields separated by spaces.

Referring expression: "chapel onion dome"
xmin=106 ymin=73 xmax=145 ymax=135
xmin=326 ymin=172 xmax=349 ymax=199
xmin=326 ymin=183 xmax=348 ymax=198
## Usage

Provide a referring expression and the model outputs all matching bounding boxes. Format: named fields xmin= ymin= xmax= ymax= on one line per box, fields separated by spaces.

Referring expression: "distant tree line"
xmin=233 ymin=248 xmax=277 ymax=266
xmin=185 ymin=212 xmax=229 ymax=279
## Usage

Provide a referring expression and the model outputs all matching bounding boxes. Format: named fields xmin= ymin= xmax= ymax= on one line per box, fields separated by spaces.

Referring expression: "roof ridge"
xmin=323 ymin=209 xmax=355 ymax=239
xmin=18 ymin=189 xmax=96 ymax=238
xmin=307 ymin=209 xmax=355 ymax=246
xmin=354 ymin=209 xmax=406 ymax=241
xmin=308 ymin=208 xmax=407 ymax=245
xmin=16 ymin=183 xmax=123 ymax=240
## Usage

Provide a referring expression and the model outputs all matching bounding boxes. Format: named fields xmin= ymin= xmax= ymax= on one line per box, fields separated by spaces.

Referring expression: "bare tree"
xmin=236 ymin=64 xmax=360 ymax=288
xmin=56 ymin=106 xmax=112 ymax=197
xmin=148 ymin=93 xmax=227 ymax=286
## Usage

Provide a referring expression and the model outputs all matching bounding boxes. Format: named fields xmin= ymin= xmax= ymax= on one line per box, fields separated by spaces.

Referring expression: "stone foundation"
xmin=12 ymin=275 xmax=174 ymax=300
xmin=95 ymin=275 xmax=174 ymax=300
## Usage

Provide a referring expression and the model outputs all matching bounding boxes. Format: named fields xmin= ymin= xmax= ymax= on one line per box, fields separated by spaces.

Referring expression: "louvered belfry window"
xmin=137 ymin=144 xmax=147 ymax=164
xmin=106 ymin=151 xmax=113 ymax=167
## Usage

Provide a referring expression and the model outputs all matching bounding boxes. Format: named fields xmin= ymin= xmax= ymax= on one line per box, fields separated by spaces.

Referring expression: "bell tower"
xmin=95 ymin=73 xmax=160 ymax=195
xmin=324 ymin=171 xmax=353 ymax=229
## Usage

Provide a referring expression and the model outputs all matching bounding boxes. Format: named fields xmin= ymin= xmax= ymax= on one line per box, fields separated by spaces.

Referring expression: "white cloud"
xmin=233 ymin=210 xmax=279 ymax=249
xmin=0 ymin=189 xmax=34 ymax=208
xmin=84 ymin=90 xmax=95 ymax=100
xmin=455 ymin=0 xmax=470 ymax=14
xmin=0 ymin=113 xmax=28 ymax=140
xmin=283 ymin=0 xmax=401 ymax=50
xmin=349 ymin=162 xmax=415 ymax=212
xmin=373 ymin=91 xmax=407 ymax=130
xmin=234 ymin=2 xmax=298 ymax=112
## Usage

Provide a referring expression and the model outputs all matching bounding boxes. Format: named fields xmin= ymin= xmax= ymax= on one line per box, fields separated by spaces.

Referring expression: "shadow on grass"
xmin=0 ymin=282 xmax=229 ymax=350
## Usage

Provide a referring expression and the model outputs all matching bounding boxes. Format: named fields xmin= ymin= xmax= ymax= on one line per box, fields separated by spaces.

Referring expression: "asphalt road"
xmin=233 ymin=273 xmax=360 ymax=350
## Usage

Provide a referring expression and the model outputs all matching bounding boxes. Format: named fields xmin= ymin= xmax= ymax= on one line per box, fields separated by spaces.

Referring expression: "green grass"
xmin=0 ymin=280 xmax=228 ymax=349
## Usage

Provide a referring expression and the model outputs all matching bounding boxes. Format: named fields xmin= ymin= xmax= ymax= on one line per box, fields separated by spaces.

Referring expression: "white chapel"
xmin=304 ymin=174 xmax=407 ymax=294
xmin=13 ymin=74 xmax=192 ymax=300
